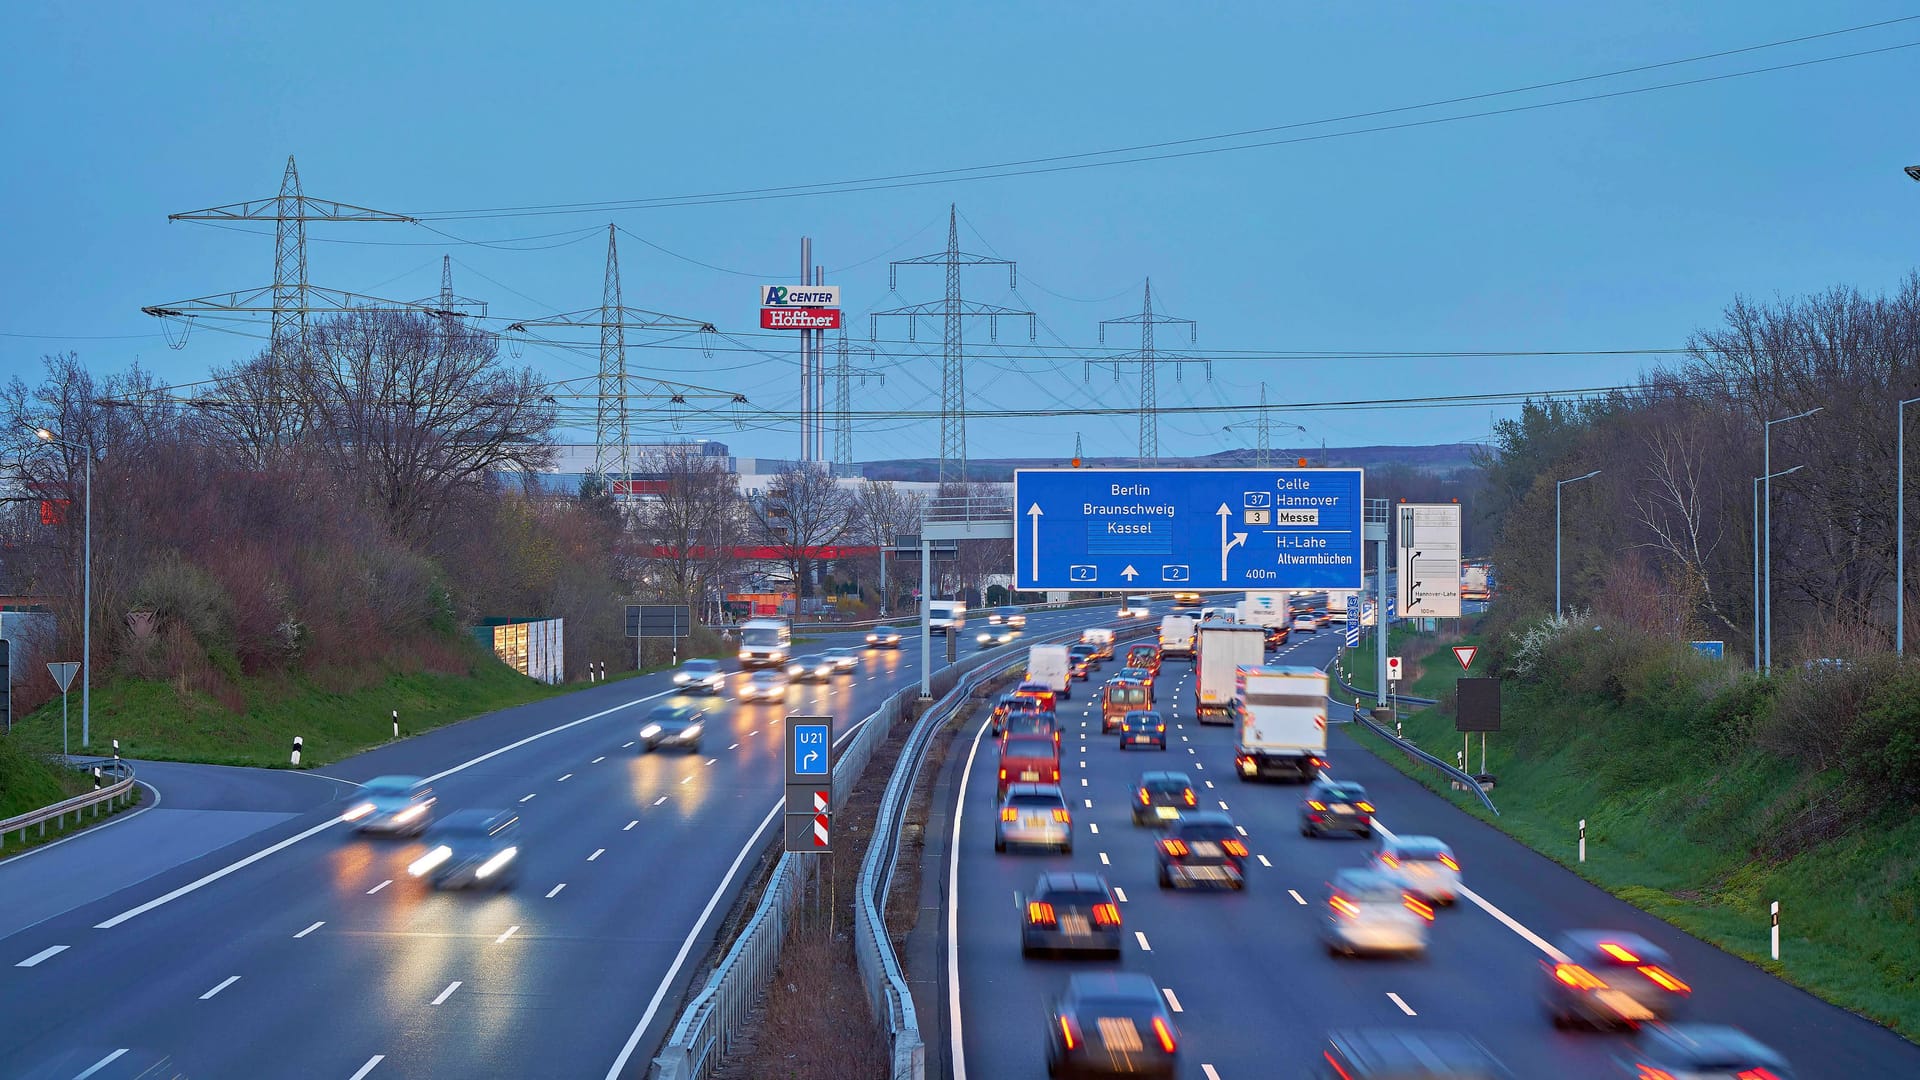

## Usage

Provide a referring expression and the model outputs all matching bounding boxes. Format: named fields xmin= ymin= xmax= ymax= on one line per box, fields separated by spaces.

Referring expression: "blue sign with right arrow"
xmin=1013 ymin=468 xmax=1366 ymax=591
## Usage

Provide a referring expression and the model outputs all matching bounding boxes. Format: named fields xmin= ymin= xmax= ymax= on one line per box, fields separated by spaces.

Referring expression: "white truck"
xmin=928 ymin=599 xmax=967 ymax=636
xmin=737 ymin=617 xmax=793 ymax=669
xmin=1193 ymin=622 xmax=1268 ymax=724
xmin=1235 ymin=595 xmax=1291 ymax=631
xmin=1118 ymin=594 xmax=1154 ymax=619
xmin=1232 ymin=665 xmax=1329 ymax=783
xmin=1328 ymin=591 xmax=1355 ymax=624
xmin=1080 ymin=626 xmax=1116 ymax=659
xmin=1158 ymin=614 xmax=1197 ymax=659
xmin=1026 ymin=644 xmax=1073 ymax=700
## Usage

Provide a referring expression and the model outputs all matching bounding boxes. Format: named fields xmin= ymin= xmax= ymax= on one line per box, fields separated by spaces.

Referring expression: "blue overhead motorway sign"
xmin=1013 ymin=468 xmax=1365 ymax=591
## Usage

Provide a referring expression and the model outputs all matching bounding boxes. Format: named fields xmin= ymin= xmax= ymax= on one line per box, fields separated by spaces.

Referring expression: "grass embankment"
xmin=1332 ymin=622 xmax=1484 ymax=708
xmin=1349 ymin=619 xmax=1920 ymax=1038
xmin=0 ymin=734 xmax=144 ymax=857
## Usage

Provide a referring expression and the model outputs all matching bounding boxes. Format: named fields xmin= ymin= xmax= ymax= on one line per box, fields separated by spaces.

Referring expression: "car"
xmin=1318 ymin=1029 xmax=1515 ymax=1079
xmin=639 ymin=703 xmax=705 ymax=752
xmin=823 ymin=647 xmax=860 ymax=673
xmin=1374 ymin=835 xmax=1461 ymax=904
xmin=993 ymin=605 xmax=1028 ymax=629
xmin=1130 ymin=770 xmax=1197 ymax=826
xmin=866 ymin=626 xmax=902 ymax=648
xmin=998 ymin=735 xmax=1062 ymax=798
xmin=1020 ymin=871 xmax=1121 ymax=957
xmin=1001 ymin=709 xmax=1061 ymax=749
xmin=1292 ymin=613 xmax=1318 ymax=633
xmin=672 ymin=657 xmax=727 ymax=694
xmin=1046 ymin=973 xmax=1180 ymax=1080
xmin=1313 ymin=609 xmax=1333 ymax=628
xmin=1116 ymin=665 xmax=1155 ymax=691
xmin=1172 ymin=592 xmax=1202 ymax=607
xmin=1263 ymin=624 xmax=1291 ymax=649
xmin=785 ymin=654 xmax=836 ymax=681
xmin=1156 ymin=812 xmax=1247 ymax=890
xmin=1011 ymin=681 xmax=1059 ymax=712
xmin=407 ymin=809 xmax=520 ymax=890
xmin=1300 ymin=779 xmax=1375 ymax=838
xmin=1124 ymin=644 xmax=1161 ymax=676
xmin=1322 ymin=868 xmax=1432 ymax=957
xmin=1614 ymin=1023 xmax=1794 ymax=1079
xmin=1115 ymin=710 xmax=1167 ymax=751
xmin=1082 ymin=628 xmax=1117 ymax=659
xmin=739 ymin=669 xmax=791 ymax=701
xmin=990 ymin=694 xmax=1031 ymax=736
xmin=1068 ymin=644 xmax=1098 ymax=678
xmin=1543 ymin=930 xmax=1691 ymax=1029
xmin=995 ymin=783 xmax=1073 ymax=854
xmin=977 ymin=627 xmax=1017 ymax=649
xmin=342 ymin=775 xmax=435 ymax=836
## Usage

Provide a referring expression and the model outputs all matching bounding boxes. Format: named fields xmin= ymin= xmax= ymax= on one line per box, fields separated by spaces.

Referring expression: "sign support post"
xmin=47 ymin=662 xmax=79 ymax=758
xmin=919 ymin=537 xmax=933 ymax=700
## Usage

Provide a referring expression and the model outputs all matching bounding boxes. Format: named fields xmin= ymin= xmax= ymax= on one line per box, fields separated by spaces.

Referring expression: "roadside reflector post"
xmin=93 ymin=766 xmax=101 ymax=791
xmin=392 ymin=709 xmax=399 ymax=738
xmin=1771 ymin=901 xmax=1780 ymax=960
xmin=291 ymin=735 xmax=303 ymax=767
xmin=112 ymin=738 xmax=119 ymax=761
xmin=1578 ymin=819 xmax=1586 ymax=863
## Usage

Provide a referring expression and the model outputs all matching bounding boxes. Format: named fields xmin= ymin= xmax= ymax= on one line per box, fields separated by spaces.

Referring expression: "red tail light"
xmin=1379 ymin=854 xmax=1400 ymax=869
xmin=1161 ymin=838 xmax=1189 ymax=857
xmin=1325 ymin=1051 xmax=1358 ymax=1080
xmin=1027 ymin=901 xmax=1056 ymax=925
xmin=1634 ymin=1068 xmax=1678 ymax=1080
xmin=1221 ymin=839 xmax=1249 ymax=857
xmin=1151 ymin=1016 xmax=1176 ymax=1053
xmin=1052 ymin=808 xmax=1071 ymax=823
xmin=999 ymin=768 xmax=1007 ymax=781
xmin=1307 ymin=801 xmax=1327 ymax=811
xmin=1733 ymin=1071 xmax=1781 ymax=1080
xmin=1330 ymin=895 xmax=1360 ymax=918
xmin=1437 ymin=854 xmax=1460 ymax=872
xmin=1051 ymin=767 xmax=1060 ymax=782
xmin=1058 ymin=1015 xmax=1077 ymax=1050
xmin=1638 ymin=965 xmax=1690 ymax=993
xmin=1182 ymin=789 xmax=1196 ymax=806
xmin=1356 ymin=802 xmax=1375 ymax=813
xmin=1000 ymin=808 xmax=1018 ymax=821
xmin=1092 ymin=902 xmax=1120 ymax=927
xmin=1598 ymin=941 xmax=1640 ymax=963
xmin=1553 ymin=963 xmax=1607 ymax=990
xmin=1403 ymin=894 xmax=1435 ymax=921
xmin=1138 ymin=788 xmax=1151 ymax=805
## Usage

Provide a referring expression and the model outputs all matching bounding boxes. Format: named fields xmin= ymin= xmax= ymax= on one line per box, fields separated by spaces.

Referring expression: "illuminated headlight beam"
xmin=408 ymin=845 xmax=453 ymax=877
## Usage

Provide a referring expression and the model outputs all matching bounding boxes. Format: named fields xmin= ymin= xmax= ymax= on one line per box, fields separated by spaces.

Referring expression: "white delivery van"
xmin=737 ymin=617 xmax=793 ymax=669
xmin=1158 ymin=614 xmax=1197 ymax=659
xmin=1194 ymin=622 xmax=1267 ymax=724
xmin=1027 ymin=644 xmax=1073 ymax=700
xmin=1080 ymin=627 xmax=1116 ymax=659
xmin=1328 ymin=591 xmax=1354 ymax=624
xmin=927 ymin=599 xmax=966 ymax=636
xmin=1119 ymin=595 xmax=1154 ymax=619
xmin=1232 ymin=665 xmax=1329 ymax=782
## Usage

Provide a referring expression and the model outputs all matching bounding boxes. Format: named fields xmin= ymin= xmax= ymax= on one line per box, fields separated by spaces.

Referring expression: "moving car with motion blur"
xmin=1155 ymin=812 xmax=1248 ymax=890
xmin=1115 ymin=710 xmax=1167 ymax=751
xmin=672 ymin=657 xmax=728 ymax=694
xmin=1069 ymin=644 xmax=1098 ymax=680
xmin=823 ymin=647 xmax=860 ymax=673
xmin=1300 ymin=779 xmax=1375 ymax=838
xmin=998 ymin=734 xmax=1062 ymax=798
xmin=1116 ymin=665 xmax=1156 ymax=692
xmin=738 ymin=669 xmax=791 ymax=701
xmin=639 ymin=703 xmax=705 ymax=753
xmin=1292 ymin=612 xmax=1319 ymax=633
xmin=977 ymin=626 xmax=1018 ymax=649
xmin=992 ymin=605 xmax=1028 ymax=628
xmin=866 ymin=625 xmax=903 ymax=649
xmin=1317 ymin=1029 xmax=1514 ymax=1079
xmin=1081 ymin=627 xmax=1116 ymax=660
xmin=995 ymin=782 xmax=1073 ymax=854
xmin=1011 ymin=681 xmax=1059 ymax=713
xmin=1322 ymin=868 xmax=1431 ymax=958
xmin=1130 ymin=770 xmax=1197 ymax=826
xmin=1374 ymin=835 xmax=1461 ymax=905
xmin=786 ymin=654 xmax=836 ymax=682
xmin=1020 ymin=871 xmax=1121 ymax=957
xmin=1000 ymin=709 xmax=1061 ymax=749
xmin=1101 ymin=679 xmax=1150 ymax=733
xmin=1543 ymin=930 xmax=1691 ymax=1029
xmin=1046 ymin=973 xmax=1180 ymax=1080
xmin=407 ymin=809 xmax=520 ymax=891
xmin=1124 ymin=643 xmax=1161 ymax=676
xmin=990 ymin=694 xmax=1033 ymax=736
xmin=343 ymin=775 xmax=435 ymax=836
xmin=1614 ymin=1023 xmax=1792 ymax=1079
xmin=1118 ymin=594 xmax=1153 ymax=619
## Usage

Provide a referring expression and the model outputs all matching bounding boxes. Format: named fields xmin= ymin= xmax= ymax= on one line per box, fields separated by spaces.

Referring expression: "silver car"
xmin=672 ymin=658 xmax=727 ymax=694
xmin=1323 ymin=869 xmax=1431 ymax=958
xmin=1020 ymin=871 xmax=1122 ymax=957
xmin=739 ymin=669 xmax=791 ymax=702
xmin=342 ymin=775 xmax=435 ymax=836
xmin=993 ymin=783 xmax=1072 ymax=854
xmin=1374 ymin=835 xmax=1461 ymax=904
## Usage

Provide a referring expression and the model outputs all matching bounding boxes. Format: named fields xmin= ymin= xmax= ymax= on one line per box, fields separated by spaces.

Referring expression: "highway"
xmin=0 ymin=606 xmax=1112 ymax=1080
xmin=946 ymin=621 xmax=1920 ymax=1078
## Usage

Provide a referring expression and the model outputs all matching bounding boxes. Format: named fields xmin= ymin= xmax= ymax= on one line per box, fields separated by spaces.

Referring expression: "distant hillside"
xmin=858 ymin=443 xmax=1483 ymax=483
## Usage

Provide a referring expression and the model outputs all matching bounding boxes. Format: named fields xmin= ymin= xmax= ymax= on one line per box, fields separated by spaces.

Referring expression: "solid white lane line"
xmin=558 ymin=773 xmax=573 ymax=782
xmin=295 ymin=921 xmax=325 ymax=938
xmin=1161 ymin=987 xmax=1184 ymax=1013
xmin=1114 ymin=887 xmax=1128 ymax=902
xmin=546 ymin=884 xmax=567 ymax=898
xmin=1257 ymin=855 xmax=1273 ymax=868
xmin=592 ymin=756 xmax=606 ymax=764
xmin=15 ymin=945 xmax=67 ymax=967
xmin=1388 ymin=992 xmax=1417 ymax=1016
xmin=73 ymin=1049 xmax=129 ymax=1079
xmin=199 ymin=976 xmax=241 ymax=1000
xmin=589 ymin=848 xmax=605 ymax=861
xmin=1135 ymin=931 xmax=1152 ymax=952
xmin=625 ymin=820 xmax=639 ymax=831
xmin=652 ymin=796 xmax=668 ymax=806
xmin=1460 ymin=884 xmax=1571 ymax=962
xmin=520 ymin=794 xmax=537 ymax=803
xmin=432 ymin=980 xmax=463 ymax=1005
xmin=496 ymin=925 xmax=520 ymax=943
xmin=1289 ymin=889 xmax=1306 ymax=905
xmin=367 ymin=879 xmax=391 ymax=895
xmin=1099 ymin=852 xmax=1110 ymax=865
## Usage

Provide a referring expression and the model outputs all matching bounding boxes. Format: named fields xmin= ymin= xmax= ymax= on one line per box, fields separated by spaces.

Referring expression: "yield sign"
xmin=47 ymin=661 xmax=80 ymax=692
xmin=1451 ymin=646 xmax=1478 ymax=672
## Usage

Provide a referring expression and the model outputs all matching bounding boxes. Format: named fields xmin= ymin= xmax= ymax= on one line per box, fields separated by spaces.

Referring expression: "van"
xmin=1081 ymin=627 xmax=1116 ymax=659
xmin=1027 ymin=644 xmax=1073 ymax=699
xmin=928 ymin=600 xmax=966 ymax=635
xmin=1101 ymin=679 xmax=1152 ymax=733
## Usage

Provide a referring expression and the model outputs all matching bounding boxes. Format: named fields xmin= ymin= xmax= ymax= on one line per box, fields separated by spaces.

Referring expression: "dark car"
xmin=866 ymin=626 xmax=903 ymax=649
xmin=1614 ymin=1024 xmax=1795 ymax=1079
xmin=1318 ymin=1028 xmax=1515 ymax=1079
xmin=1068 ymin=644 xmax=1098 ymax=680
xmin=1116 ymin=665 xmax=1156 ymax=691
xmin=1543 ymin=930 xmax=1691 ymax=1029
xmin=1000 ymin=709 xmax=1061 ymax=749
xmin=990 ymin=694 xmax=1032 ymax=736
xmin=1264 ymin=624 xmax=1291 ymax=649
xmin=998 ymin=735 xmax=1061 ymax=798
xmin=1130 ymin=770 xmax=1196 ymax=827
xmin=1021 ymin=871 xmax=1121 ymax=957
xmin=1046 ymin=973 xmax=1179 ymax=1079
xmin=1300 ymin=779 xmax=1375 ymax=838
xmin=639 ymin=703 xmax=706 ymax=753
xmin=407 ymin=809 xmax=520 ymax=891
xmin=1155 ymin=812 xmax=1247 ymax=890
xmin=977 ymin=626 xmax=1017 ymax=649
xmin=1115 ymin=710 xmax=1167 ymax=751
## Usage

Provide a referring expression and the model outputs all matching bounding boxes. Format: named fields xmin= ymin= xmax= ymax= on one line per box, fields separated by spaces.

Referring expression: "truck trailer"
xmin=1232 ymin=665 xmax=1329 ymax=782
xmin=1193 ymin=622 xmax=1268 ymax=724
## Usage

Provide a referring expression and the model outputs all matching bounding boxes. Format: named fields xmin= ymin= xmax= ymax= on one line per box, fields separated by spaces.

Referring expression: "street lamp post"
xmin=1900 ymin=398 xmax=1920 ymax=655
xmin=1556 ymin=470 xmax=1601 ymax=616
xmin=1764 ymin=407 xmax=1822 ymax=673
xmin=32 ymin=425 xmax=91 ymax=749
xmin=1754 ymin=466 xmax=1805 ymax=672
xmin=877 ymin=523 xmax=892 ymax=616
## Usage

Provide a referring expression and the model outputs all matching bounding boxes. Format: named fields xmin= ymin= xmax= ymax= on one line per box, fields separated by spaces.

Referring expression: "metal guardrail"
xmin=762 ymin=593 xmax=1146 ymax=633
xmin=1330 ymin=670 xmax=1498 ymax=815
xmin=924 ymin=495 xmax=1013 ymax=523
xmin=0 ymin=758 xmax=138 ymax=850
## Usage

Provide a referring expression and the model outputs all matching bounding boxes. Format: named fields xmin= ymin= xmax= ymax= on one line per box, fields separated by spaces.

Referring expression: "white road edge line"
xmin=73 ymin=1049 xmax=128 ymax=1079
xmin=94 ymin=688 xmax=673 ymax=929
xmin=347 ymin=1054 xmax=385 ymax=1080
xmin=199 ymin=975 xmax=241 ymax=1000
xmin=1387 ymin=991 xmax=1417 ymax=1016
xmin=295 ymin=920 xmax=324 ymax=938
xmin=946 ymin=693 xmax=997 ymax=1080
xmin=431 ymin=980 xmax=462 ymax=1006
xmin=15 ymin=944 xmax=68 ymax=967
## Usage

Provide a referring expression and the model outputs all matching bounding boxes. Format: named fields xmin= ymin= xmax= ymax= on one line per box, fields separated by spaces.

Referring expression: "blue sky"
xmin=3 ymin=1 xmax=1917 ymax=463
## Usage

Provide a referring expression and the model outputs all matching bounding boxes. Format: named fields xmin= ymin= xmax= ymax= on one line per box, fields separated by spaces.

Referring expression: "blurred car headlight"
xmin=738 ymin=649 xmax=752 ymax=659
xmin=866 ymin=634 xmax=879 ymax=642
xmin=408 ymin=845 xmax=452 ymax=877
xmin=342 ymin=801 xmax=376 ymax=822
xmin=393 ymin=803 xmax=429 ymax=824
xmin=683 ymin=723 xmax=703 ymax=738
xmin=641 ymin=723 xmax=663 ymax=738
xmin=474 ymin=846 xmax=517 ymax=880
xmin=673 ymin=672 xmax=691 ymax=684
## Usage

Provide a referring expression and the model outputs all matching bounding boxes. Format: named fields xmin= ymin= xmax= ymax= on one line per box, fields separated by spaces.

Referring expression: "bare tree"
xmin=749 ymin=462 xmax=856 ymax=601
xmin=849 ymin=478 xmax=922 ymax=607
xmin=631 ymin=446 xmax=745 ymax=606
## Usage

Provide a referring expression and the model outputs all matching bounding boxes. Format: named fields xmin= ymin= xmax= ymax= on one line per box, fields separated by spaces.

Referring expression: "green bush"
xmin=133 ymin=550 xmax=234 ymax=653
xmin=1692 ymin=674 xmax=1777 ymax=765
xmin=1847 ymin=671 xmax=1920 ymax=811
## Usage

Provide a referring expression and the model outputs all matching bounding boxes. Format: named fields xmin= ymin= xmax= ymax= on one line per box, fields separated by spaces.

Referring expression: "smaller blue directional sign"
xmin=1014 ymin=468 xmax=1365 ymax=592
xmin=792 ymin=722 xmax=830 ymax=776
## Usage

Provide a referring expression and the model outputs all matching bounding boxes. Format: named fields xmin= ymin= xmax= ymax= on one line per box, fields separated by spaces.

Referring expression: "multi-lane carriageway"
xmin=947 ymin=623 xmax=1920 ymax=1078
xmin=0 ymin=606 xmax=1123 ymax=1080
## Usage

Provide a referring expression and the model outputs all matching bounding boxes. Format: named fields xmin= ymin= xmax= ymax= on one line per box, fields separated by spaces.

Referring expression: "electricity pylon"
xmin=832 ymin=331 xmax=885 ymax=471
xmin=1089 ymin=279 xmax=1203 ymax=465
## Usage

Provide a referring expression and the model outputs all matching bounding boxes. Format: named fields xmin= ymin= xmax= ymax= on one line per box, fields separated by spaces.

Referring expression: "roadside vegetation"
xmin=0 ymin=735 xmax=143 ymax=858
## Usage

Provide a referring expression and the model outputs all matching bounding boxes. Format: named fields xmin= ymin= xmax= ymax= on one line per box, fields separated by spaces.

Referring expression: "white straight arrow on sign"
xmin=1027 ymin=503 xmax=1043 ymax=582
xmin=1216 ymin=504 xmax=1247 ymax=582
xmin=1121 ymin=565 xmax=1139 ymax=581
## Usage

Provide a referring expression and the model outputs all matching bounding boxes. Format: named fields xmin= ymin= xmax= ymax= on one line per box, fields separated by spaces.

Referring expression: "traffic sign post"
xmin=1395 ymin=503 xmax=1463 ymax=618
xmin=784 ymin=715 xmax=834 ymax=853
xmin=47 ymin=661 xmax=79 ymax=758
xmin=627 ymin=604 xmax=694 ymax=665
xmin=1452 ymin=645 xmax=1478 ymax=671
xmin=1013 ymin=468 xmax=1364 ymax=591
xmin=1386 ymin=656 xmax=1402 ymax=682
